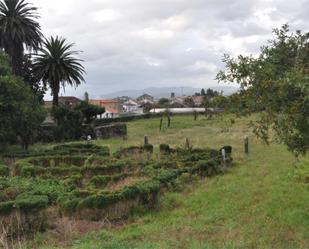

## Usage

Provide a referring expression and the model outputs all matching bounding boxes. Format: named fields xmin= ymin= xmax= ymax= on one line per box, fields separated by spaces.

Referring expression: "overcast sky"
xmin=30 ymin=0 xmax=309 ymax=99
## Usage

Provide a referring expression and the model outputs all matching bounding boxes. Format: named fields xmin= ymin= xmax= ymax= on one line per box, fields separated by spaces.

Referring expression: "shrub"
xmin=0 ymin=165 xmax=9 ymax=176
xmin=144 ymin=144 xmax=154 ymax=154
xmin=15 ymin=194 xmax=49 ymax=212
xmin=20 ymin=166 xmax=46 ymax=177
xmin=159 ymin=144 xmax=170 ymax=154
xmin=0 ymin=201 xmax=14 ymax=214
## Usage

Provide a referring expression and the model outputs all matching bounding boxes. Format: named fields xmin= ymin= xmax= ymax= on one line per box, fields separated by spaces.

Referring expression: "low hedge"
xmin=0 ymin=165 xmax=9 ymax=176
xmin=60 ymin=158 xmax=222 ymax=215
xmin=114 ymin=145 xmax=154 ymax=158
xmin=2 ymin=143 xmax=110 ymax=159
xmin=89 ymin=173 xmax=130 ymax=188
xmin=3 ymin=145 xmax=231 ymax=221
xmin=0 ymin=177 xmax=68 ymax=215
xmin=15 ymin=156 xmax=135 ymax=180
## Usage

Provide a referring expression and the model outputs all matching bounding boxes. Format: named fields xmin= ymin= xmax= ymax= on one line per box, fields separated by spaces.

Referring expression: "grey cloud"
xmin=29 ymin=0 xmax=309 ymax=98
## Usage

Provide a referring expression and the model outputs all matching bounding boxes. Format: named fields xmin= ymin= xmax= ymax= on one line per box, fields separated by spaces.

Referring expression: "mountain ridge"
xmin=98 ymin=86 xmax=238 ymax=99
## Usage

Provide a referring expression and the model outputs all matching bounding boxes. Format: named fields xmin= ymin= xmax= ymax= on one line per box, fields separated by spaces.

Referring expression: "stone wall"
xmin=94 ymin=123 xmax=127 ymax=139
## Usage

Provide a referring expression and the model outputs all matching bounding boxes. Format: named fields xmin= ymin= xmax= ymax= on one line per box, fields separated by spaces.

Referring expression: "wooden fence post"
xmin=144 ymin=135 xmax=149 ymax=145
xmin=194 ymin=111 xmax=198 ymax=121
xmin=244 ymin=136 xmax=249 ymax=155
xmin=159 ymin=118 xmax=163 ymax=131
xmin=185 ymin=137 xmax=190 ymax=150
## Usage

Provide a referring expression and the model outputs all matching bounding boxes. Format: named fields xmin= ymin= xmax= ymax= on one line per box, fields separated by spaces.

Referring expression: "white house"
xmin=123 ymin=99 xmax=143 ymax=114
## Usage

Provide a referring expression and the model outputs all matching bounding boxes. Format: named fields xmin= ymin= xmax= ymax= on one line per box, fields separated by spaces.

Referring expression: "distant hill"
xmin=100 ymin=86 xmax=238 ymax=99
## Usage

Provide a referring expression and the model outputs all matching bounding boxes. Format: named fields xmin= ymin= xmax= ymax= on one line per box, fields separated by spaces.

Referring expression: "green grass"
xmin=25 ymin=114 xmax=309 ymax=249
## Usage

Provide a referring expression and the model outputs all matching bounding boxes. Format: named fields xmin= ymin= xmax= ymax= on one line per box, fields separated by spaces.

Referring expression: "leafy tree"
xmin=205 ymin=88 xmax=219 ymax=99
xmin=212 ymin=95 xmax=229 ymax=109
xmin=201 ymin=88 xmax=206 ymax=96
xmin=33 ymin=36 xmax=85 ymax=107
xmin=0 ymin=0 xmax=42 ymax=76
xmin=217 ymin=24 xmax=309 ymax=155
xmin=0 ymin=53 xmax=45 ymax=149
xmin=51 ymin=101 xmax=105 ymax=141
xmin=76 ymin=101 xmax=105 ymax=124
xmin=51 ymin=106 xmax=84 ymax=142
xmin=158 ymin=98 xmax=169 ymax=107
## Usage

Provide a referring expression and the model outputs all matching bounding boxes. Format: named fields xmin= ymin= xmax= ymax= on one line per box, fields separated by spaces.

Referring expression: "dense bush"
xmin=159 ymin=144 xmax=171 ymax=154
xmin=0 ymin=165 xmax=9 ymax=176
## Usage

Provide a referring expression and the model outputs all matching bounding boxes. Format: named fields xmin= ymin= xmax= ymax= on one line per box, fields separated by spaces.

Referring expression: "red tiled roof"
xmin=90 ymin=99 xmax=119 ymax=104
xmin=106 ymin=108 xmax=119 ymax=114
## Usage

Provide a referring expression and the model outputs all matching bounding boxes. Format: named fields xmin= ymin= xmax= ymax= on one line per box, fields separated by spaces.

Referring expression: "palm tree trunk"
xmin=5 ymin=42 xmax=24 ymax=76
xmin=52 ymin=82 xmax=60 ymax=107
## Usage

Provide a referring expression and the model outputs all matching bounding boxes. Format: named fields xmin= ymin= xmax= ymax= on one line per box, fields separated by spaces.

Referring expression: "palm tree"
xmin=0 ymin=0 xmax=42 ymax=76
xmin=33 ymin=36 xmax=85 ymax=106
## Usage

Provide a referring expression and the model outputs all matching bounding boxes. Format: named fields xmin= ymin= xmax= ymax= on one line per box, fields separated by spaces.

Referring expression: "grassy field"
xmin=25 ymin=114 xmax=308 ymax=249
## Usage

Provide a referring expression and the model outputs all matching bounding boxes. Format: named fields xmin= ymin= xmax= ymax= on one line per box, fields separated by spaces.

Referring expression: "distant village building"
xmin=123 ymin=99 xmax=143 ymax=114
xmin=150 ymin=108 xmax=209 ymax=114
xmin=170 ymin=96 xmax=185 ymax=106
xmin=192 ymin=96 xmax=205 ymax=106
xmin=115 ymin=96 xmax=131 ymax=102
xmin=90 ymin=99 xmax=122 ymax=119
xmin=136 ymin=93 xmax=154 ymax=104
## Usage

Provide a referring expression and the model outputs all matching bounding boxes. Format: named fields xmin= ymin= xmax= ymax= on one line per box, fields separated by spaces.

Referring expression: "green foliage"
xmin=75 ymin=101 xmax=105 ymax=124
xmin=158 ymin=98 xmax=169 ymax=107
xmin=114 ymin=146 xmax=153 ymax=158
xmin=15 ymin=194 xmax=49 ymax=212
xmin=159 ymin=144 xmax=171 ymax=154
xmin=51 ymin=102 xmax=105 ymax=141
xmin=51 ymin=105 xmax=84 ymax=141
xmin=212 ymin=95 xmax=229 ymax=109
xmin=293 ymin=160 xmax=309 ymax=184
xmin=3 ymin=143 xmax=109 ymax=159
xmin=217 ymin=24 xmax=309 ymax=155
xmin=0 ymin=53 xmax=46 ymax=149
xmin=0 ymin=164 xmax=9 ymax=176
xmin=89 ymin=173 xmax=129 ymax=188
xmin=0 ymin=177 xmax=68 ymax=215
xmin=143 ymin=144 xmax=154 ymax=153
xmin=0 ymin=0 xmax=42 ymax=76
xmin=0 ymin=52 xmax=11 ymax=75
